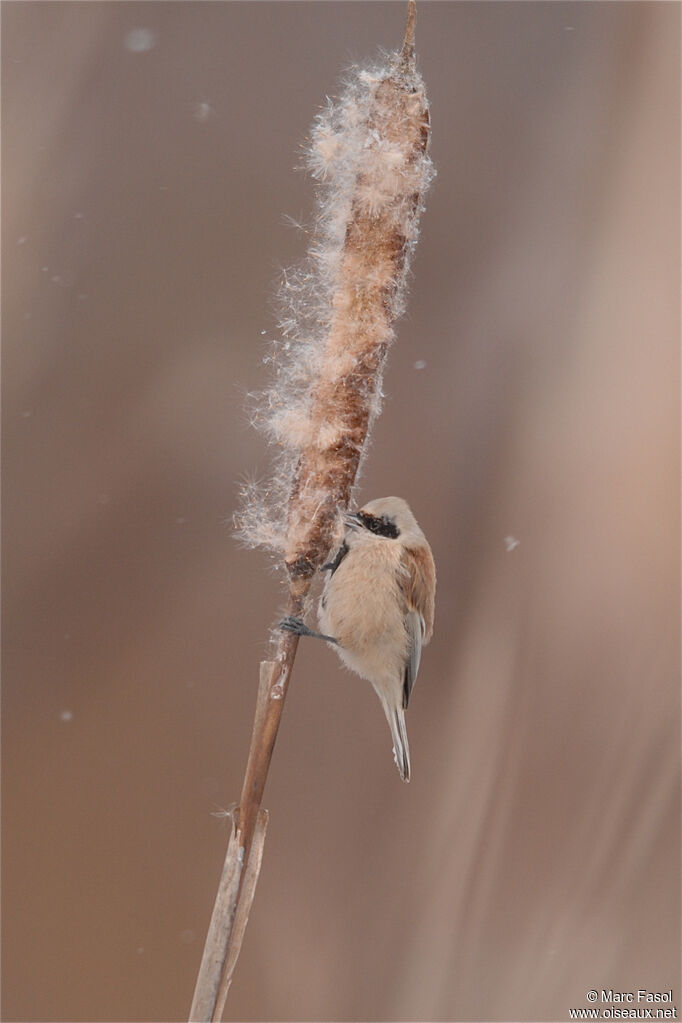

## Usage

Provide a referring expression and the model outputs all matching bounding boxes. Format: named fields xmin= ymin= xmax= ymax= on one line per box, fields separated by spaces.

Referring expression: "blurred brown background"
xmin=2 ymin=3 xmax=679 ymax=1021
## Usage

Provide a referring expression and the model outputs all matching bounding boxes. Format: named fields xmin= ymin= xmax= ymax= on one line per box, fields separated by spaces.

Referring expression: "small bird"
xmin=281 ymin=497 xmax=436 ymax=781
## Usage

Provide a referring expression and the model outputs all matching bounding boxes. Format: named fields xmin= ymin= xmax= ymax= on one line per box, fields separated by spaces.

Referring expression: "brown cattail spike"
xmin=236 ymin=0 xmax=433 ymax=601
xmin=401 ymin=0 xmax=417 ymax=67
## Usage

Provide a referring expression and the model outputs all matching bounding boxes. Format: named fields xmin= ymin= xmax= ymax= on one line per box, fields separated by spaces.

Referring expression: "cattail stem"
xmin=235 ymin=613 xmax=301 ymax=857
xmin=189 ymin=616 xmax=303 ymax=1022
xmin=190 ymin=4 xmax=431 ymax=1019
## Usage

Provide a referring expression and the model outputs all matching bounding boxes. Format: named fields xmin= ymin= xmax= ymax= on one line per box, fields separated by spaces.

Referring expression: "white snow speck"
xmin=125 ymin=27 xmax=156 ymax=53
xmin=413 ymin=359 xmax=427 ymax=370
xmin=504 ymin=535 xmax=520 ymax=552
xmin=60 ymin=709 xmax=73 ymax=722
xmin=17 ymin=235 xmax=27 ymax=246
xmin=192 ymin=101 xmax=212 ymax=123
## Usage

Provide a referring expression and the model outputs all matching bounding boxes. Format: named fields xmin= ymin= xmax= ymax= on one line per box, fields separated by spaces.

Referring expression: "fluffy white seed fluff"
xmin=236 ymin=43 xmax=433 ymax=579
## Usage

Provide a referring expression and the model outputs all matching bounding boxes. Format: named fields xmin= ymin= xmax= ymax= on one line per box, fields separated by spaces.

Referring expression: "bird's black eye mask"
xmin=357 ymin=511 xmax=400 ymax=539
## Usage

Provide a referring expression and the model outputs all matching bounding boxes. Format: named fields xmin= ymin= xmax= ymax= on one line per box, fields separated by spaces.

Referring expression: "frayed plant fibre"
xmin=237 ymin=25 xmax=433 ymax=597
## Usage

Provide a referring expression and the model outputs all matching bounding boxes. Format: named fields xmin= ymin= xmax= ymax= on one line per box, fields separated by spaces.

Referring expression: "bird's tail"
xmin=384 ymin=702 xmax=411 ymax=783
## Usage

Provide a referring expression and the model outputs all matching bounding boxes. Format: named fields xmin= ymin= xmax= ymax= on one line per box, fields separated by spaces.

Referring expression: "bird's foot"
xmin=279 ymin=616 xmax=338 ymax=644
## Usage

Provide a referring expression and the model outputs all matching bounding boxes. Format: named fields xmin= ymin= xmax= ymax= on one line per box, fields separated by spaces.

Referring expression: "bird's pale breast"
xmin=318 ymin=537 xmax=409 ymax=683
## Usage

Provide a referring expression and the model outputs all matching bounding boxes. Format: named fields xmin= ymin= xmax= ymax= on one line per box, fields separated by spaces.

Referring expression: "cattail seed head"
xmin=236 ymin=20 xmax=433 ymax=598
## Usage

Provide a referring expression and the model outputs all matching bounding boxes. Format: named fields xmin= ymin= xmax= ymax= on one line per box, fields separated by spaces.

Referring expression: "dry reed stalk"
xmin=190 ymin=4 xmax=432 ymax=1018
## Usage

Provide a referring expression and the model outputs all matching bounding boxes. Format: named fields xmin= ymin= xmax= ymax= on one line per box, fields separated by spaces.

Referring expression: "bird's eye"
xmin=358 ymin=512 xmax=399 ymax=539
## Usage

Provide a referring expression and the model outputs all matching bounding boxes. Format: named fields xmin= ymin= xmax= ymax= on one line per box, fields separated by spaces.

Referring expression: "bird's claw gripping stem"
xmin=279 ymin=616 xmax=338 ymax=645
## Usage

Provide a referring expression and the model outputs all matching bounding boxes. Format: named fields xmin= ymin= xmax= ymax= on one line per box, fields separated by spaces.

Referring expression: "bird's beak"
xmin=345 ymin=512 xmax=363 ymax=529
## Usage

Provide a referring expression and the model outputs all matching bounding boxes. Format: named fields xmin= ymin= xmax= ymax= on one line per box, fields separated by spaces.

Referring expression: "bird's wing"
xmin=399 ymin=543 xmax=436 ymax=709
xmin=400 ymin=544 xmax=436 ymax=641
xmin=403 ymin=609 xmax=423 ymax=709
